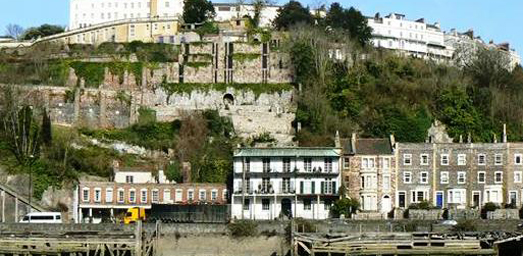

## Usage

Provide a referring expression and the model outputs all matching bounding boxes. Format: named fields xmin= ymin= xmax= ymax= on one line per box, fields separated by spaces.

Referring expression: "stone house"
xmin=339 ymin=134 xmax=395 ymax=213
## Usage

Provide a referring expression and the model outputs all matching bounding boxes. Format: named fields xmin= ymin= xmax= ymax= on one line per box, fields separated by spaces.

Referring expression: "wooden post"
xmin=135 ymin=220 xmax=143 ymax=256
xmin=1 ymin=190 xmax=4 ymax=223
xmin=14 ymin=197 xmax=18 ymax=223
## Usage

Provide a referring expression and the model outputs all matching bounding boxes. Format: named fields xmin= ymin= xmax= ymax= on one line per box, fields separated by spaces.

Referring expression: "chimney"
xmin=351 ymin=133 xmax=357 ymax=154
xmin=503 ymin=124 xmax=507 ymax=143
xmin=182 ymin=162 xmax=192 ymax=183
xmin=389 ymin=134 xmax=395 ymax=149
xmin=467 ymin=133 xmax=471 ymax=143
xmin=459 ymin=135 xmax=463 ymax=143
xmin=334 ymin=130 xmax=341 ymax=148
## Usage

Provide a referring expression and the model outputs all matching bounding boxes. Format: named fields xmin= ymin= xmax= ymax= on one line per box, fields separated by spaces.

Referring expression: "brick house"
xmin=340 ymin=134 xmax=396 ymax=213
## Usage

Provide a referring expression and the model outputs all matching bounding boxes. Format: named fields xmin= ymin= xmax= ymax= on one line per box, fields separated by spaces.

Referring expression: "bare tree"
xmin=4 ymin=24 xmax=24 ymax=40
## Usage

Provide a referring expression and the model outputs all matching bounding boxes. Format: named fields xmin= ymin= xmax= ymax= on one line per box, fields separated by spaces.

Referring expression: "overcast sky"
xmin=0 ymin=0 xmax=521 ymax=53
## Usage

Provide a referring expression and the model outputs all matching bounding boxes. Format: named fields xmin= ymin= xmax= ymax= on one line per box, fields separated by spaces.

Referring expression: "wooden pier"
xmin=0 ymin=221 xmax=158 ymax=256
xmin=292 ymin=231 xmax=496 ymax=256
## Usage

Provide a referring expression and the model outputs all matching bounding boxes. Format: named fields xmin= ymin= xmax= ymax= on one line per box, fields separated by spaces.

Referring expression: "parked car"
xmin=440 ymin=220 xmax=458 ymax=226
xmin=20 ymin=212 xmax=62 ymax=223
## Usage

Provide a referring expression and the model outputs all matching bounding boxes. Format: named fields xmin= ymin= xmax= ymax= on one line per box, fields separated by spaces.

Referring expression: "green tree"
xmin=165 ymin=162 xmax=183 ymax=183
xmin=325 ymin=3 xmax=372 ymax=46
xmin=183 ymin=0 xmax=216 ymax=24
xmin=41 ymin=108 xmax=52 ymax=146
xmin=22 ymin=24 xmax=64 ymax=40
xmin=273 ymin=1 xmax=313 ymax=30
xmin=331 ymin=198 xmax=360 ymax=217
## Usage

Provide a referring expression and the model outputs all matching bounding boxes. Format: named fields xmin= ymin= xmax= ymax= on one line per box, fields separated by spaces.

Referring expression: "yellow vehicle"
xmin=123 ymin=207 xmax=146 ymax=224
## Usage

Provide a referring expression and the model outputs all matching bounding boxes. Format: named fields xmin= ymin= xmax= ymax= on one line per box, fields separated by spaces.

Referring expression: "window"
xmin=94 ymin=188 xmax=101 ymax=202
xmin=411 ymin=190 xmax=428 ymax=203
xmin=165 ymin=1 xmax=170 ymax=7
xmin=199 ymin=190 xmax=206 ymax=201
xmin=383 ymin=158 xmax=390 ymax=170
xmin=343 ymin=157 xmax=350 ymax=169
xmin=106 ymin=188 xmax=113 ymax=203
xmin=126 ymin=175 xmax=134 ymax=183
xmin=262 ymin=178 xmax=271 ymax=193
xmin=262 ymin=158 xmax=271 ymax=172
xmin=420 ymin=172 xmax=429 ymax=184
xmin=222 ymin=189 xmax=228 ymax=201
xmin=441 ymin=154 xmax=449 ymax=165
xmin=495 ymin=172 xmax=503 ymax=183
xmin=140 ymin=189 xmax=147 ymax=203
xmin=495 ymin=154 xmax=503 ymax=165
xmin=130 ymin=25 xmax=135 ymax=37
xmin=175 ymin=189 xmax=183 ymax=202
xmin=282 ymin=178 xmax=291 ymax=193
xmin=420 ymin=154 xmax=429 ymax=165
xmin=362 ymin=174 xmax=377 ymax=189
xmin=211 ymin=190 xmax=217 ymax=201
xmin=516 ymin=154 xmax=522 ymax=165
xmin=262 ymin=199 xmax=270 ymax=211
xmin=478 ymin=171 xmax=486 ymax=183
xmin=383 ymin=175 xmax=390 ymax=190
xmin=243 ymin=199 xmax=250 ymax=210
xmin=440 ymin=171 xmax=449 ymax=184
xmin=403 ymin=154 xmax=412 ymax=165
xmin=478 ymin=154 xmax=486 ymax=165
xmin=321 ymin=179 xmax=335 ymax=194
xmin=163 ymin=189 xmax=171 ymax=202
xmin=457 ymin=172 xmax=466 ymax=184
xmin=152 ymin=190 xmax=159 ymax=203
xmin=129 ymin=190 xmax=136 ymax=203
xmin=458 ymin=154 xmax=467 ymax=165
xmin=448 ymin=189 xmax=466 ymax=204
xmin=303 ymin=199 xmax=312 ymax=210
xmin=118 ymin=189 xmax=124 ymax=203
xmin=187 ymin=190 xmax=194 ymax=201
xmin=304 ymin=158 xmax=312 ymax=172
xmin=403 ymin=172 xmax=412 ymax=183
xmin=324 ymin=158 xmax=333 ymax=172
xmin=283 ymin=158 xmax=291 ymax=172
xmin=82 ymin=188 xmax=90 ymax=202
xmin=515 ymin=172 xmax=522 ymax=183
xmin=362 ymin=157 xmax=375 ymax=169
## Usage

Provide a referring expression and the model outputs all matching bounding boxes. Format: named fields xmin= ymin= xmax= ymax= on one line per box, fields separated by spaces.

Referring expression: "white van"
xmin=20 ymin=212 xmax=62 ymax=223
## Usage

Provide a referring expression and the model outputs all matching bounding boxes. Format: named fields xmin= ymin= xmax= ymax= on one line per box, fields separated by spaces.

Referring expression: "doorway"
xmin=281 ymin=198 xmax=292 ymax=218
xmin=381 ymin=195 xmax=392 ymax=213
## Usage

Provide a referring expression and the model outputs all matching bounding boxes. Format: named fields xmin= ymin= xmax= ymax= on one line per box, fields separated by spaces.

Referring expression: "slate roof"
xmin=344 ymin=138 xmax=393 ymax=155
xmin=234 ymin=148 xmax=340 ymax=157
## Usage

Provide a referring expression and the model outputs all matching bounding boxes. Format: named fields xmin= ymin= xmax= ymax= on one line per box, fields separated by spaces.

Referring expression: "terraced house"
xmin=231 ymin=147 xmax=342 ymax=220
xmin=396 ymin=133 xmax=523 ymax=210
xmin=340 ymin=134 xmax=396 ymax=214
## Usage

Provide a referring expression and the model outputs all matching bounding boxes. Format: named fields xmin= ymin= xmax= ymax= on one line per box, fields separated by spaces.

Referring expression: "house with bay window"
xmin=231 ymin=147 xmax=342 ymax=220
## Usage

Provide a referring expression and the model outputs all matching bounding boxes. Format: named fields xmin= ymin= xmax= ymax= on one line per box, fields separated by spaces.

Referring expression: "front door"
xmin=381 ymin=195 xmax=392 ymax=214
xmin=473 ymin=192 xmax=480 ymax=207
xmin=436 ymin=192 xmax=444 ymax=208
xmin=281 ymin=198 xmax=292 ymax=218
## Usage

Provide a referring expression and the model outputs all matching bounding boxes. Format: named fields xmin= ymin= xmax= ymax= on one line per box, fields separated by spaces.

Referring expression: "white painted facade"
xmin=214 ymin=4 xmax=280 ymax=28
xmin=367 ymin=13 xmax=453 ymax=62
xmin=231 ymin=148 xmax=342 ymax=220
xmin=69 ymin=0 xmax=184 ymax=30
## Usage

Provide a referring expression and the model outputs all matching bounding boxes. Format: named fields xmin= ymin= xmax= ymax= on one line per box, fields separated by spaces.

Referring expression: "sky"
xmin=0 ymin=0 xmax=521 ymax=53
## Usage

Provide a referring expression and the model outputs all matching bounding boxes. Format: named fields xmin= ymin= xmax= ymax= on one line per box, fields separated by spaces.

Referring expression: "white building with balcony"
xmin=231 ymin=147 xmax=342 ymax=220
xmin=367 ymin=13 xmax=453 ymax=62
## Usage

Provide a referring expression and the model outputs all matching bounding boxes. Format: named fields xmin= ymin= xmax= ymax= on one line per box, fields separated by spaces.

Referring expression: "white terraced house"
xmin=231 ymin=147 xmax=342 ymax=220
xmin=367 ymin=13 xmax=453 ymax=62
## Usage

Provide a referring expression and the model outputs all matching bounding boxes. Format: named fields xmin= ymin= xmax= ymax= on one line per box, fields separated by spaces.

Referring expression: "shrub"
xmin=481 ymin=202 xmax=499 ymax=219
xmin=408 ymin=201 xmax=435 ymax=210
xmin=228 ymin=220 xmax=258 ymax=238
xmin=331 ymin=198 xmax=359 ymax=218
xmin=452 ymin=220 xmax=477 ymax=232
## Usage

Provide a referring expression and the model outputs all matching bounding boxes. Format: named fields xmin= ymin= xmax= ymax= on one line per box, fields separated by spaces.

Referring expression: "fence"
xmin=148 ymin=204 xmax=229 ymax=223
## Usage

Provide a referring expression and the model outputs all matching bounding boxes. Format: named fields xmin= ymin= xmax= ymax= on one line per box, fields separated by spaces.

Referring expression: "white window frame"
xmin=211 ymin=189 xmax=218 ymax=201
xmin=199 ymin=189 xmax=206 ymax=201
xmin=262 ymin=198 xmax=270 ymax=211
xmin=420 ymin=154 xmax=429 ymax=166
xmin=509 ymin=190 xmax=518 ymax=205
xmin=382 ymin=157 xmax=391 ymax=170
xmin=410 ymin=190 xmax=429 ymax=204
xmin=457 ymin=172 xmax=466 ymax=184
xmin=448 ymin=189 xmax=467 ymax=204
xmin=175 ymin=189 xmax=183 ymax=202
xmin=478 ymin=171 xmax=486 ymax=184
xmin=152 ymin=189 xmax=159 ymax=203
xmin=129 ymin=189 xmax=136 ymax=203
xmin=163 ymin=189 xmax=171 ymax=203
xmin=403 ymin=172 xmax=412 ymax=184
xmin=187 ymin=189 xmax=194 ymax=201
xmin=94 ymin=188 xmax=102 ymax=203
xmin=343 ymin=157 xmax=350 ymax=169
xmin=106 ymin=188 xmax=113 ymax=203
xmin=420 ymin=172 xmax=429 ymax=184
xmin=403 ymin=154 xmax=412 ymax=166
xmin=495 ymin=154 xmax=503 ymax=165
xmin=516 ymin=154 xmax=523 ymax=165
xmin=82 ymin=188 xmax=90 ymax=202
xmin=441 ymin=154 xmax=449 ymax=166
xmin=515 ymin=171 xmax=523 ymax=183
xmin=383 ymin=174 xmax=391 ymax=190
xmin=140 ymin=189 xmax=148 ymax=204
xmin=457 ymin=154 xmax=467 ymax=166
xmin=477 ymin=154 xmax=486 ymax=165
xmin=495 ymin=171 xmax=503 ymax=184
xmin=117 ymin=188 xmax=125 ymax=203
xmin=440 ymin=171 xmax=449 ymax=184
